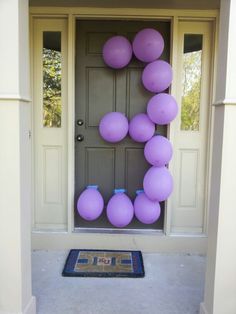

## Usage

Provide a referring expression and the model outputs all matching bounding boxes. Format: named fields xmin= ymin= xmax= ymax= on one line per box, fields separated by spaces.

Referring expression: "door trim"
xmin=32 ymin=18 xmax=68 ymax=230
xmin=30 ymin=7 xmax=218 ymax=252
xmin=30 ymin=6 xmax=218 ymax=18
xmin=169 ymin=20 xmax=215 ymax=235
xmin=66 ymin=13 xmax=217 ymax=235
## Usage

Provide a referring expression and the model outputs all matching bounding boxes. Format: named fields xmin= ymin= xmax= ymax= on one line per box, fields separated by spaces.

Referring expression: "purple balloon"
xmin=107 ymin=191 xmax=134 ymax=228
xmin=129 ymin=113 xmax=155 ymax=142
xmin=77 ymin=186 xmax=104 ymax=221
xmin=134 ymin=191 xmax=161 ymax=224
xmin=133 ymin=28 xmax=164 ymax=62
xmin=142 ymin=60 xmax=173 ymax=93
xmin=144 ymin=135 xmax=173 ymax=167
xmin=147 ymin=93 xmax=178 ymax=125
xmin=99 ymin=112 xmax=129 ymax=143
xmin=143 ymin=166 xmax=173 ymax=202
xmin=103 ymin=36 xmax=132 ymax=69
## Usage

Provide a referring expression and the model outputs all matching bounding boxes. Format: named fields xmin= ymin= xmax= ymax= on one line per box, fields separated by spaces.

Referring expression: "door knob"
xmin=77 ymin=119 xmax=84 ymax=126
xmin=76 ymin=134 xmax=84 ymax=142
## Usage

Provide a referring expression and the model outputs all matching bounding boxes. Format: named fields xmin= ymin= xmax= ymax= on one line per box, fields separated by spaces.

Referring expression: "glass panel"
xmin=181 ymin=34 xmax=203 ymax=131
xmin=43 ymin=32 xmax=62 ymax=128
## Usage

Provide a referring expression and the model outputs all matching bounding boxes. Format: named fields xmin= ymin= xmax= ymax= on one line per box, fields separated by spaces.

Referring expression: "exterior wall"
xmin=0 ymin=1 xmax=36 ymax=313
xmin=30 ymin=7 xmax=218 ymax=252
xmin=200 ymin=1 xmax=236 ymax=313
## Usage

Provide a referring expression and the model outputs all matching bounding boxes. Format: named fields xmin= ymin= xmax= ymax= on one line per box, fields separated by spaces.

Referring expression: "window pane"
xmin=43 ymin=32 xmax=62 ymax=128
xmin=181 ymin=34 xmax=203 ymax=131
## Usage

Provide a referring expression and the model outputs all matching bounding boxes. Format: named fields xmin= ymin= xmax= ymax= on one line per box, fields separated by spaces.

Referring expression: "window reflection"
xmin=181 ymin=34 xmax=203 ymax=131
xmin=43 ymin=31 xmax=62 ymax=128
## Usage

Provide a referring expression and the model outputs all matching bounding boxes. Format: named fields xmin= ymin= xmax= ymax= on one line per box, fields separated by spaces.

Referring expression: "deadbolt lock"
xmin=77 ymin=119 xmax=84 ymax=126
xmin=76 ymin=134 xmax=84 ymax=142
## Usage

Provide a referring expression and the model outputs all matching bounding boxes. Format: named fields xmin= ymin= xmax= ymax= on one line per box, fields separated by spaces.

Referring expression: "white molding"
xmin=67 ymin=13 xmax=76 ymax=233
xmin=30 ymin=14 xmax=35 ymax=230
xmin=199 ymin=302 xmax=209 ymax=314
xmin=0 ymin=95 xmax=31 ymax=102
xmin=23 ymin=297 xmax=36 ymax=314
xmin=165 ymin=15 xmax=178 ymax=235
xmin=32 ymin=232 xmax=207 ymax=253
xmin=0 ymin=296 xmax=36 ymax=314
xmin=213 ymin=98 xmax=236 ymax=106
xmin=29 ymin=7 xmax=218 ymax=18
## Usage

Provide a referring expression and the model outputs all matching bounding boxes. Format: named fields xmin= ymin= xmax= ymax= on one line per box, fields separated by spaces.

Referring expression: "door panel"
xmin=33 ymin=19 xmax=68 ymax=231
xmin=125 ymin=148 xmax=150 ymax=195
xmin=86 ymin=147 xmax=115 ymax=203
xmin=75 ymin=20 xmax=170 ymax=230
xmin=170 ymin=21 xmax=212 ymax=233
xmin=87 ymin=67 xmax=116 ymax=125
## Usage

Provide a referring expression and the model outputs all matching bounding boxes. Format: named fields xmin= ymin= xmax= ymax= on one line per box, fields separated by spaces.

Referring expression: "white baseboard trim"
xmin=23 ymin=296 xmax=36 ymax=314
xmin=32 ymin=232 xmax=207 ymax=254
xmin=0 ymin=296 xmax=36 ymax=314
xmin=199 ymin=302 xmax=209 ymax=314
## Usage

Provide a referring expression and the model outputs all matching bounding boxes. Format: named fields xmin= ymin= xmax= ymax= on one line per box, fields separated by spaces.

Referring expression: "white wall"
xmin=0 ymin=1 xmax=36 ymax=313
xmin=200 ymin=0 xmax=236 ymax=313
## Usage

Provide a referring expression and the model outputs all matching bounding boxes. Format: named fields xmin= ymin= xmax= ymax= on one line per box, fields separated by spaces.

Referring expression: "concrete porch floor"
xmin=32 ymin=251 xmax=205 ymax=314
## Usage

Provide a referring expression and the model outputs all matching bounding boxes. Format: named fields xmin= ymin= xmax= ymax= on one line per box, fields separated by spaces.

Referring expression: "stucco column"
xmin=0 ymin=1 xmax=36 ymax=314
xmin=200 ymin=0 xmax=236 ymax=314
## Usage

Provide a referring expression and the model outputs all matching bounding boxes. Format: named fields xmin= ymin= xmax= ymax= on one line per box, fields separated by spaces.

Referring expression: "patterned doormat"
xmin=62 ymin=249 xmax=145 ymax=278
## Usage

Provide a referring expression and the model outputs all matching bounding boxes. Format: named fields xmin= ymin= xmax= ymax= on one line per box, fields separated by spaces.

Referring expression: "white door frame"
xmin=32 ymin=18 xmax=68 ymax=231
xmin=170 ymin=20 xmax=214 ymax=234
xmin=30 ymin=7 xmax=218 ymax=252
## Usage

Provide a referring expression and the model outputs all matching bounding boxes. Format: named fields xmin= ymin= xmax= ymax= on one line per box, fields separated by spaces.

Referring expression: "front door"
xmin=75 ymin=20 xmax=170 ymax=230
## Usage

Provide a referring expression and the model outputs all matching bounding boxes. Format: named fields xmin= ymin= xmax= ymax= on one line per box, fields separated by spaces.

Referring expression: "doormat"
xmin=62 ymin=249 xmax=145 ymax=278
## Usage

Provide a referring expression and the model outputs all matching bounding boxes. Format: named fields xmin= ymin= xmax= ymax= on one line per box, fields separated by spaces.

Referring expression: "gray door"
xmin=75 ymin=20 xmax=170 ymax=229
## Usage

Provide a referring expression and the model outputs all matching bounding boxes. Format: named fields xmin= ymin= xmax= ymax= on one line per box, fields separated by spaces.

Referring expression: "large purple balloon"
xmin=107 ymin=190 xmax=134 ymax=228
xmin=134 ymin=190 xmax=161 ymax=224
xmin=77 ymin=186 xmax=104 ymax=221
xmin=147 ymin=93 xmax=178 ymax=125
xmin=129 ymin=113 xmax=155 ymax=142
xmin=103 ymin=36 xmax=132 ymax=69
xmin=133 ymin=28 xmax=164 ymax=62
xmin=144 ymin=135 xmax=173 ymax=167
xmin=99 ymin=112 xmax=129 ymax=143
xmin=142 ymin=60 xmax=173 ymax=93
xmin=143 ymin=166 xmax=173 ymax=202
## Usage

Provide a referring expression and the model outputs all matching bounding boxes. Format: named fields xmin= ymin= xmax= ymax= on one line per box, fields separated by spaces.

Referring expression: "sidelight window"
xmin=43 ymin=31 xmax=62 ymax=128
xmin=181 ymin=34 xmax=203 ymax=131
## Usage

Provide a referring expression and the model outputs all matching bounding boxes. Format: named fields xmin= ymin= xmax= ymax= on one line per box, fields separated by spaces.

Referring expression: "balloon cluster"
xmin=77 ymin=28 xmax=178 ymax=228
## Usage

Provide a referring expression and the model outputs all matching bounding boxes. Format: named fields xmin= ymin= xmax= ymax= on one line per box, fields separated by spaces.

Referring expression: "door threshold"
xmin=73 ymin=227 xmax=164 ymax=235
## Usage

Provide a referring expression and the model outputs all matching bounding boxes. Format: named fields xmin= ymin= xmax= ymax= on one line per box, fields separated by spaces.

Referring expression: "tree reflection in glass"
xmin=43 ymin=32 xmax=62 ymax=128
xmin=181 ymin=34 xmax=203 ymax=131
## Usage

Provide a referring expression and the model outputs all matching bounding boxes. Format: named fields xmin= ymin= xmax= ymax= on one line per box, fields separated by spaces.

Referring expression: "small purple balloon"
xmin=142 ymin=60 xmax=173 ymax=93
xmin=77 ymin=186 xmax=104 ymax=221
xmin=129 ymin=113 xmax=155 ymax=142
xmin=107 ymin=191 xmax=134 ymax=228
xmin=99 ymin=112 xmax=129 ymax=143
xmin=143 ymin=166 xmax=173 ymax=202
xmin=134 ymin=191 xmax=161 ymax=224
xmin=147 ymin=93 xmax=178 ymax=125
xmin=103 ymin=36 xmax=132 ymax=69
xmin=144 ymin=135 xmax=173 ymax=167
xmin=133 ymin=28 xmax=164 ymax=62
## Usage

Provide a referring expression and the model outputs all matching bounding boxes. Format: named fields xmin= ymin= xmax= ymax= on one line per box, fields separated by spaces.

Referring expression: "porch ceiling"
xmin=29 ymin=0 xmax=220 ymax=10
